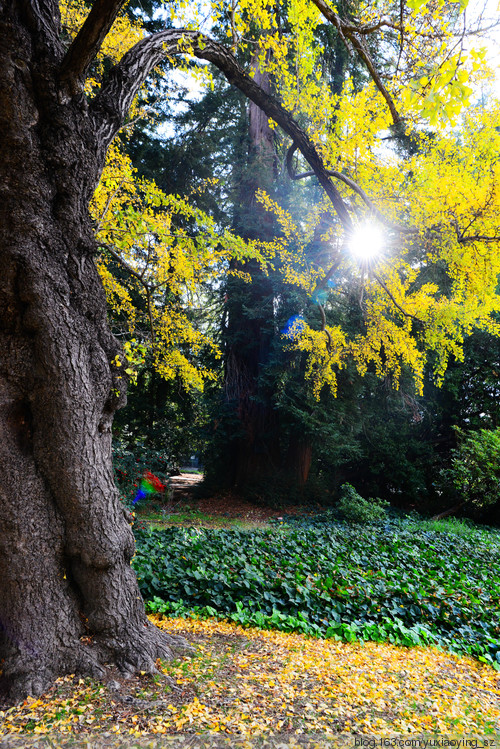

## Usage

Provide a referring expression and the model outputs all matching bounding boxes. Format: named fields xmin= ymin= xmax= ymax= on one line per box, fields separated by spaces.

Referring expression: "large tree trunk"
xmin=221 ymin=53 xmax=281 ymax=489
xmin=285 ymin=437 xmax=313 ymax=487
xmin=224 ymin=266 xmax=280 ymax=487
xmin=0 ymin=1 xmax=184 ymax=703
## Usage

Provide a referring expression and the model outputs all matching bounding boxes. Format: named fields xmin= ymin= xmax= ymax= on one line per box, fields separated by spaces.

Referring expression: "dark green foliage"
xmin=441 ymin=428 xmax=500 ymax=510
xmin=318 ymin=327 xmax=500 ymax=512
xmin=335 ymin=373 xmax=438 ymax=506
xmin=133 ymin=517 xmax=500 ymax=667
xmin=239 ymin=473 xmax=333 ymax=509
xmin=113 ymin=366 xmax=207 ymax=465
xmin=336 ymin=483 xmax=389 ymax=523
xmin=438 ymin=330 xmax=500 ymax=432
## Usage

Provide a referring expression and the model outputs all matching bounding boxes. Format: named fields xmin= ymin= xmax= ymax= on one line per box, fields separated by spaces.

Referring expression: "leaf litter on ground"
xmin=0 ymin=615 xmax=499 ymax=741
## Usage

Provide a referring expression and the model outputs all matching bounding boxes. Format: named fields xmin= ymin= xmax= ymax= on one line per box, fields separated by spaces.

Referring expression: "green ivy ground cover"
xmin=132 ymin=517 xmax=500 ymax=667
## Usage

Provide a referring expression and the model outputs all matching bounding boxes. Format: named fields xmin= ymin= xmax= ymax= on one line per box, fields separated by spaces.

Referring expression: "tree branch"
xmin=59 ymin=0 xmax=128 ymax=97
xmin=91 ymin=30 xmax=353 ymax=229
xmin=345 ymin=34 xmax=401 ymax=127
xmin=457 ymin=234 xmax=500 ymax=244
xmin=317 ymin=303 xmax=332 ymax=352
xmin=286 ymin=143 xmax=417 ymax=235
xmin=372 ymin=271 xmax=424 ymax=326
xmin=100 ymin=244 xmax=164 ymax=345
xmin=310 ymin=0 xmax=402 ymax=126
xmin=431 ymin=502 xmax=465 ymax=521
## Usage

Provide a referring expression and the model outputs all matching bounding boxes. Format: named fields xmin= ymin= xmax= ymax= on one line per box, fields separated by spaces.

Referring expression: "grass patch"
xmin=133 ymin=515 xmax=500 ymax=667
xmin=407 ymin=516 xmax=497 ymax=539
xmin=135 ymin=507 xmax=272 ymax=531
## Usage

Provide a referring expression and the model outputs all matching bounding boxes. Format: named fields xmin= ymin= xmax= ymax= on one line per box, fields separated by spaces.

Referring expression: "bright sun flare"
xmin=349 ymin=223 xmax=385 ymax=261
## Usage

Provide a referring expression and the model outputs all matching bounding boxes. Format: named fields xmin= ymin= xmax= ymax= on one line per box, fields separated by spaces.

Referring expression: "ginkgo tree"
xmin=0 ymin=0 xmax=499 ymax=704
xmin=199 ymin=0 xmax=500 ymax=491
xmin=58 ymin=0 xmax=259 ymax=391
xmin=71 ymin=0 xmax=500 ymax=405
xmin=93 ymin=140 xmax=273 ymax=390
xmin=265 ymin=98 xmax=500 ymax=399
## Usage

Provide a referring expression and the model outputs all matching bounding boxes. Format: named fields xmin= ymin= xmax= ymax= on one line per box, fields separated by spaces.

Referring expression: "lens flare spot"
xmin=282 ymin=315 xmax=306 ymax=339
xmin=349 ymin=223 xmax=385 ymax=261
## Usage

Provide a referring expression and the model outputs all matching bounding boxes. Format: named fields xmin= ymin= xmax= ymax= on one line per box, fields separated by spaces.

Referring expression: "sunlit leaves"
xmin=92 ymin=143 xmax=273 ymax=389
xmin=1 ymin=611 xmax=498 ymax=736
xmin=289 ymin=324 xmax=347 ymax=398
xmin=62 ymin=0 xmax=500 ymax=399
xmin=400 ymin=51 xmax=482 ymax=126
xmin=260 ymin=93 xmax=500 ymax=399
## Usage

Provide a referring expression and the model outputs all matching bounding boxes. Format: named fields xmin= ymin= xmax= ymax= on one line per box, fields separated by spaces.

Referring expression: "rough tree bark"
xmin=0 ymin=0 xmax=190 ymax=703
xmin=0 ymin=0 xmax=353 ymax=703
xmin=223 ymin=53 xmax=281 ymax=488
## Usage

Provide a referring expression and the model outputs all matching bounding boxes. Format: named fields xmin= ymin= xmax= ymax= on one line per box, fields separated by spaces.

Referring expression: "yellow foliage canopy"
xmin=61 ymin=0 xmax=500 ymax=397
xmin=93 ymin=143 xmax=274 ymax=389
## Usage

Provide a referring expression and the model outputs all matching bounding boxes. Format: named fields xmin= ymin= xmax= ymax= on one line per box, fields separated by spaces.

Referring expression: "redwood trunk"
xmin=224 ymin=279 xmax=280 ymax=487
xmin=0 ymin=1 xmax=184 ymax=703
xmin=223 ymin=53 xmax=280 ymax=488
xmin=285 ymin=437 xmax=313 ymax=487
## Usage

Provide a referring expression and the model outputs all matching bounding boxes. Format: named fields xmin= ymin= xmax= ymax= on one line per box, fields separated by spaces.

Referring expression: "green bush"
xmin=336 ymin=483 xmax=389 ymax=524
xmin=445 ymin=428 xmax=500 ymax=509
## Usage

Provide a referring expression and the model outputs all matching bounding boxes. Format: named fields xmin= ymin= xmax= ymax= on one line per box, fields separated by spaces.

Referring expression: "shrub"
xmin=336 ymin=483 xmax=389 ymax=524
xmin=445 ymin=428 xmax=500 ymax=509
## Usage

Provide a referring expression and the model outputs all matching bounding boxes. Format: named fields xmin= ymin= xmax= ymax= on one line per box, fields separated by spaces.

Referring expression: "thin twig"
xmin=99 ymin=243 xmax=176 ymax=346
xmin=317 ymin=303 xmax=332 ymax=352
xmin=372 ymin=271 xmax=424 ymax=325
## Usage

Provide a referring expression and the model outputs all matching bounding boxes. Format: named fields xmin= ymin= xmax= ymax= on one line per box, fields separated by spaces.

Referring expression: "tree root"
xmin=0 ymin=621 xmax=193 ymax=706
xmin=94 ymin=618 xmax=194 ymax=676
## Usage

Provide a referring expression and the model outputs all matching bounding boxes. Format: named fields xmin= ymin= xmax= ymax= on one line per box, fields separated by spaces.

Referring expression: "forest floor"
xmin=136 ymin=472 xmax=317 ymax=531
xmin=1 ymin=615 xmax=499 ymax=743
xmin=2 ymin=477 xmax=499 ymax=745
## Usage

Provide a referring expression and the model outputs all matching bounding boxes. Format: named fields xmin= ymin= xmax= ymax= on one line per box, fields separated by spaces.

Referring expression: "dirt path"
xmin=169 ymin=472 xmax=204 ymax=499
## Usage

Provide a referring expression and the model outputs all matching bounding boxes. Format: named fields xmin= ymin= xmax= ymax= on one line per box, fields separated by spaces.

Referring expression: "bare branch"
xmin=310 ymin=0 xmax=402 ymax=126
xmin=357 ymin=18 xmax=402 ymax=34
xmin=329 ymin=12 xmax=353 ymax=54
xmin=395 ymin=0 xmax=404 ymax=75
xmin=431 ymin=502 xmax=465 ymax=521
xmin=59 ymin=0 xmax=128 ymax=97
xmin=91 ymin=30 xmax=353 ymax=229
xmin=347 ymin=34 xmax=401 ymax=127
xmin=286 ymin=143 xmax=417 ymax=235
